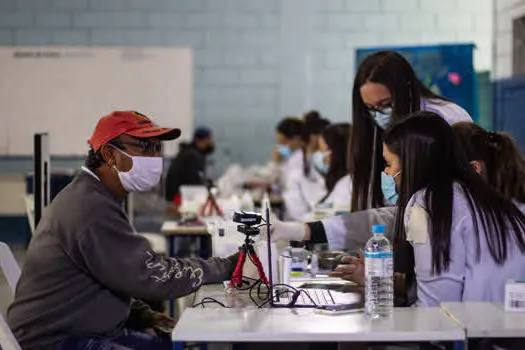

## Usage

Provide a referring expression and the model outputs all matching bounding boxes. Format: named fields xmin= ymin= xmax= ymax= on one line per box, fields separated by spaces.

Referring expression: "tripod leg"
xmin=247 ymin=245 xmax=269 ymax=285
xmin=229 ymin=249 xmax=247 ymax=287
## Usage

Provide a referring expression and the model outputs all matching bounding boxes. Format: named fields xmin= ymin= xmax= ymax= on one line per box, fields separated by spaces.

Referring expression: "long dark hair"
xmin=384 ymin=112 xmax=525 ymax=275
xmin=453 ymin=122 xmax=525 ymax=203
xmin=320 ymin=123 xmax=352 ymax=201
xmin=350 ymin=50 xmax=448 ymax=211
xmin=302 ymin=111 xmax=330 ymax=177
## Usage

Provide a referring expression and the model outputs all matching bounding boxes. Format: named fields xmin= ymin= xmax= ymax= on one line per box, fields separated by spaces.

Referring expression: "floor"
xmin=0 ymin=245 xmax=26 ymax=316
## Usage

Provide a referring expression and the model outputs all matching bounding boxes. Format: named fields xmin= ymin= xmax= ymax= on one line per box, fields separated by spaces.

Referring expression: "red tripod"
xmin=229 ymin=235 xmax=269 ymax=287
xmin=200 ymin=186 xmax=224 ymax=217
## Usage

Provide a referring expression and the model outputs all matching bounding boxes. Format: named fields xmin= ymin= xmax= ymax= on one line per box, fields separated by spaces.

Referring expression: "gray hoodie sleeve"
xmin=78 ymin=217 xmax=237 ymax=301
xmin=321 ymin=207 xmax=396 ymax=251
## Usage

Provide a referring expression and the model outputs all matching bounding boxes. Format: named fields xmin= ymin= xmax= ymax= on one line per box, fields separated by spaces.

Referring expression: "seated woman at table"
xmin=312 ymin=123 xmax=353 ymax=210
xmin=332 ymin=112 xmax=525 ymax=306
xmin=272 ymin=116 xmax=328 ymax=220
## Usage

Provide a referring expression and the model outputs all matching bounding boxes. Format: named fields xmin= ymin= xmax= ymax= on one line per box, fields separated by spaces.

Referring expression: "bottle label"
xmin=365 ymin=251 xmax=393 ymax=278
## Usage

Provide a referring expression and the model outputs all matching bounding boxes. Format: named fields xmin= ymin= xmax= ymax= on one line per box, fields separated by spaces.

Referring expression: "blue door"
xmin=493 ymin=75 xmax=525 ymax=152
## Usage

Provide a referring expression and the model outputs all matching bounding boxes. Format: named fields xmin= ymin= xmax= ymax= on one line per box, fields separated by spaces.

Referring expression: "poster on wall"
xmin=356 ymin=44 xmax=477 ymax=121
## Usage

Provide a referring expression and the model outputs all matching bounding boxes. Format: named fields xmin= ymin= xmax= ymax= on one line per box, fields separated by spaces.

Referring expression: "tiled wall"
xmin=494 ymin=0 xmax=525 ymax=79
xmin=0 ymin=0 xmax=493 ymax=174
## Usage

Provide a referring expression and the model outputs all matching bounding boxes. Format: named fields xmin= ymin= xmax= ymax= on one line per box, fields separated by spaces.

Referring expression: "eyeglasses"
xmin=113 ymin=140 xmax=162 ymax=154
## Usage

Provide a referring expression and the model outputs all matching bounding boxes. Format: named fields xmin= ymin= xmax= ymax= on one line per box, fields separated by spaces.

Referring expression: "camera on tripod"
xmin=233 ymin=211 xmax=262 ymax=236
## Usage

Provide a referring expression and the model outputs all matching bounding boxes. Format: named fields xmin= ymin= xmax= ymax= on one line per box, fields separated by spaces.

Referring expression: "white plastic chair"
xmin=23 ymin=195 xmax=35 ymax=235
xmin=0 ymin=242 xmax=22 ymax=349
xmin=0 ymin=312 xmax=21 ymax=350
xmin=0 ymin=242 xmax=21 ymax=293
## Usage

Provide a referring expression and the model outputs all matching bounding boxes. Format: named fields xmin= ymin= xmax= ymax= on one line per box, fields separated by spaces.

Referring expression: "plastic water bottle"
xmin=364 ymin=224 xmax=393 ymax=318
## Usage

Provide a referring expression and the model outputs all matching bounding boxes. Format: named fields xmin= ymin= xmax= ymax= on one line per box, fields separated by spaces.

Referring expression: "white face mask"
xmin=112 ymin=147 xmax=163 ymax=192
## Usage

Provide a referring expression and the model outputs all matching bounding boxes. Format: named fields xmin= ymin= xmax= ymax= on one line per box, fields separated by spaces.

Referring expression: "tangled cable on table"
xmin=191 ymin=246 xmax=318 ymax=309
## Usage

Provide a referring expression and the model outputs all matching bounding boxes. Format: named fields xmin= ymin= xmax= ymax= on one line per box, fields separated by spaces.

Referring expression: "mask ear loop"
xmin=108 ymin=144 xmax=133 ymax=173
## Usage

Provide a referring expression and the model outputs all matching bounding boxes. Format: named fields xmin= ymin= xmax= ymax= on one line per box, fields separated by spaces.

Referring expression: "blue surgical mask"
xmin=370 ymin=107 xmax=393 ymax=129
xmin=278 ymin=145 xmax=292 ymax=159
xmin=381 ymin=171 xmax=400 ymax=205
xmin=312 ymin=151 xmax=330 ymax=174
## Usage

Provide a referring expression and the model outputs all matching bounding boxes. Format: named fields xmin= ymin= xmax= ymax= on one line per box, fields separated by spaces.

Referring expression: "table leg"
xmin=200 ymin=235 xmax=212 ymax=259
xmin=169 ymin=235 xmax=176 ymax=257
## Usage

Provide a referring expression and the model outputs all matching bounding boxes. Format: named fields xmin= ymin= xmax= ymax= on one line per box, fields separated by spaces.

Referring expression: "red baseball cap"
xmin=88 ymin=111 xmax=181 ymax=152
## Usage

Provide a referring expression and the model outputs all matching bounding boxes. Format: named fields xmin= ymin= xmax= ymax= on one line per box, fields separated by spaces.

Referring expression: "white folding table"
xmin=441 ymin=302 xmax=525 ymax=338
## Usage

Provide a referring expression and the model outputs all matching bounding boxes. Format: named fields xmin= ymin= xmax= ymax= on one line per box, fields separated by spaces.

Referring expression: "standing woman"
xmin=350 ymin=50 xmax=472 ymax=211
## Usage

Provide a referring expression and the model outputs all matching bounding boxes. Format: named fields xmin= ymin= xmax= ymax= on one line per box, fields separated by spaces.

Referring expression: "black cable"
xmin=192 ymin=297 xmax=230 ymax=309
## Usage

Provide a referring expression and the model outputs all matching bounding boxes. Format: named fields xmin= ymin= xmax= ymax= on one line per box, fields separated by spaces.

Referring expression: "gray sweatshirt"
xmin=7 ymin=171 xmax=236 ymax=349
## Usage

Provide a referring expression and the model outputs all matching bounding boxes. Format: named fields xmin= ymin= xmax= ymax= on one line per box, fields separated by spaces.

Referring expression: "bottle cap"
xmin=372 ymin=224 xmax=386 ymax=234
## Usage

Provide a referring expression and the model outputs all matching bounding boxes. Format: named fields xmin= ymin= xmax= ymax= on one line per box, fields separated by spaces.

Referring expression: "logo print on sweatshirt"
xmin=145 ymin=251 xmax=203 ymax=288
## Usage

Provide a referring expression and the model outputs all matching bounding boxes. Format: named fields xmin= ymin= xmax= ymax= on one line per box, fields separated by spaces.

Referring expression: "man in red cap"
xmin=8 ymin=111 xmax=238 ymax=350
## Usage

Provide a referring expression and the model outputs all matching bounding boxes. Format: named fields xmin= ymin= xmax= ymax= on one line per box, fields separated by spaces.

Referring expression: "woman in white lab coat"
xmin=272 ymin=117 xmax=305 ymax=186
xmin=267 ymin=50 xmax=473 ymax=253
xmin=312 ymin=123 xmax=353 ymax=208
xmin=277 ymin=113 xmax=331 ymax=220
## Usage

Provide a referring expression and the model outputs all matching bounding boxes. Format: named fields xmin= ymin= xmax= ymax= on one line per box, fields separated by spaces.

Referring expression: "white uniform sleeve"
xmin=321 ymin=207 xmax=396 ymax=251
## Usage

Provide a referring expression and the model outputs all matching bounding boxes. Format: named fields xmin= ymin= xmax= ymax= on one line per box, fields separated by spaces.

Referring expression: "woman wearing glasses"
xmin=350 ymin=50 xmax=472 ymax=211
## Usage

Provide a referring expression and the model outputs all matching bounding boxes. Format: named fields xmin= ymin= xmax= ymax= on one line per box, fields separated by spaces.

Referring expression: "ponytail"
xmin=453 ymin=122 xmax=525 ymax=203
xmin=488 ymin=131 xmax=525 ymax=203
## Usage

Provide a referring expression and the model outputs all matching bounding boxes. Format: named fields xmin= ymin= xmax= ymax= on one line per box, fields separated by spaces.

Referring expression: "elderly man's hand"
xmin=328 ymin=252 xmax=365 ymax=286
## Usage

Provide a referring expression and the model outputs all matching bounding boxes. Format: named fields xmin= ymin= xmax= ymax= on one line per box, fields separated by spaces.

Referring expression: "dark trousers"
xmin=55 ymin=328 xmax=172 ymax=350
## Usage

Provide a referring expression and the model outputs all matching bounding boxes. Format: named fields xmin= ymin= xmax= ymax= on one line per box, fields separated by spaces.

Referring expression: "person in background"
xmin=272 ymin=117 xmax=305 ymax=185
xmin=165 ymin=126 xmax=215 ymax=209
xmin=452 ymin=122 xmax=525 ymax=204
xmin=331 ymin=112 xmax=525 ymax=307
xmin=302 ymin=110 xmax=331 ymax=176
xmin=8 ymin=111 xmax=237 ymax=350
xmin=283 ymin=112 xmax=331 ymax=220
xmin=313 ymin=123 xmax=353 ymax=207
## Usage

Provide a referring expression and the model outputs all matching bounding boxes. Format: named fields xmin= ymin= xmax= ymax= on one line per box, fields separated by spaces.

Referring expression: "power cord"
xmin=192 ymin=297 xmax=230 ymax=309
xmin=191 ymin=244 xmax=318 ymax=309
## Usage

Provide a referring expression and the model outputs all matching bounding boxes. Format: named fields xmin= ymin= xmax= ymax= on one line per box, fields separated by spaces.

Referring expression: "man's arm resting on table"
xmin=78 ymin=218 xmax=238 ymax=301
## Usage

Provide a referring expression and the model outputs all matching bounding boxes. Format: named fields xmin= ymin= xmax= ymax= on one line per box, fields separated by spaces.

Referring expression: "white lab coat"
xmin=280 ymin=149 xmax=304 ymax=185
xmin=282 ymin=152 xmax=326 ymax=221
xmin=320 ymin=98 xmax=472 ymax=251
xmin=323 ymin=175 xmax=352 ymax=208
